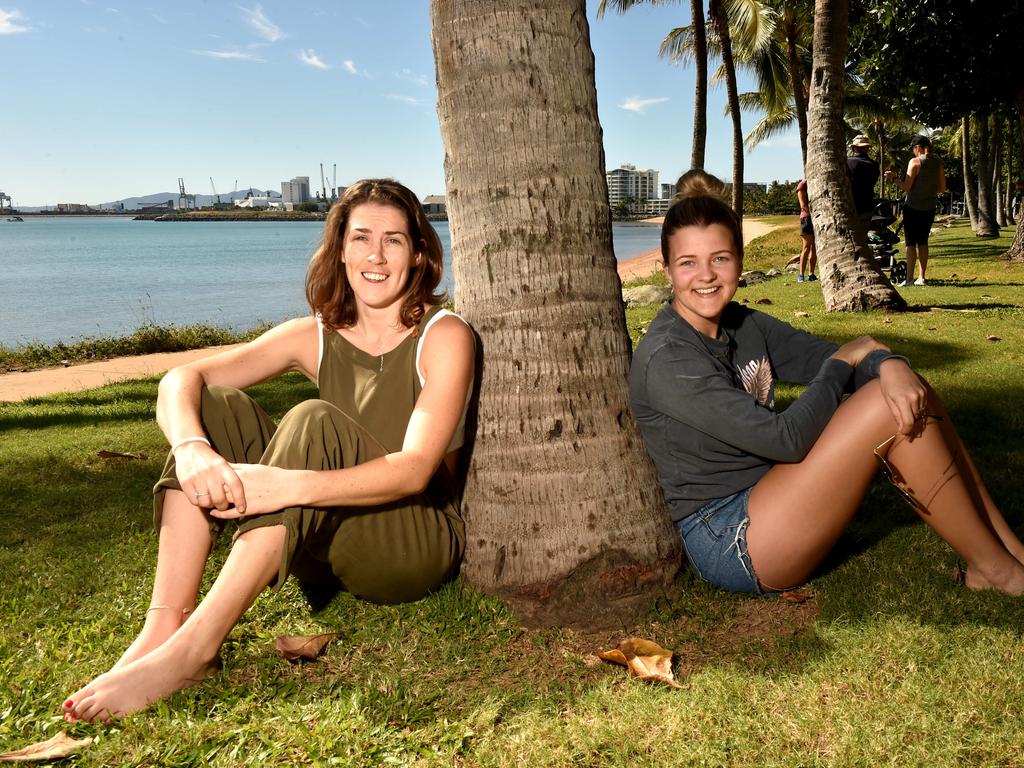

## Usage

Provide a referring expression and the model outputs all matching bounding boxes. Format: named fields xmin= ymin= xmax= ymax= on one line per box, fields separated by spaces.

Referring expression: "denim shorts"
xmin=676 ymin=488 xmax=762 ymax=594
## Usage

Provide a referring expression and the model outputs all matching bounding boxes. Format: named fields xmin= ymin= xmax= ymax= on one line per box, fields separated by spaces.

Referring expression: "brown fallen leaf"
xmin=882 ymin=316 xmax=893 ymax=324
xmin=275 ymin=632 xmax=338 ymax=662
xmin=794 ymin=311 xmax=810 ymax=318
xmin=598 ymin=637 xmax=683 ymax=689
xmin=754 ymin=298 xmax=773 ymax=305
xmin=97 ymin=450 xmax=145 ymax=460
xmin=780 ymin=588 xmax=815 ymax=604
xmin=986 ymin=335 xmax=1001 ymax=342
xmin=0 ymin=732 xmax=94 ymax=762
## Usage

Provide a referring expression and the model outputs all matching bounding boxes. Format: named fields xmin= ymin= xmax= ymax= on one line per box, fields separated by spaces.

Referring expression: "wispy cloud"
xmin=151 ymin=12 xmax=168 ymax=24
xmin=619 ymin=96 xmax=669 ymax=113
xmin=238 ymin=3 xmax=282 ymax=42
xmin=192 ymin=49 xmax=264 ymax=62
xmin=386 ymin=94 xmax=424 ymax=106
xmin=342 ymin=59 xmax=359 ymax=75
xmin=0 ymin=8 xmax=30 ymax=35
xmin=299 ymin=48 xmax=329 ymax=69
xmin=395 ymin=68 xmax=430 ymax=88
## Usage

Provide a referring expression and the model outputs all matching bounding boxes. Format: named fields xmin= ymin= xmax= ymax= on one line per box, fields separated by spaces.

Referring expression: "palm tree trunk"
xmin=690 ymin=0 xmax=708 ymax=170
xmin=1006 ymin=89 xmax=1024 ymax=261
xmin=784 ymin=7 xmax=808 ymax=168
xmin=431 ymin=0 xmax=681 ymax=628
xmin=805 ymin=0 xmax=904 ymax=311
xmin=976 ymin=113 xmax=1000 ymax=237
xmin=711 ymin=0 xmax=743 ymax=213
xmin=993 ymin=117 xmax=1006 ymax=226
xmin=876 ymin=119 xmax=888 ymax=200
xmin=1006 ymin=125 xmax=1016 ymax=225
xmin=963 ymin=116 xmax=979 ymax=229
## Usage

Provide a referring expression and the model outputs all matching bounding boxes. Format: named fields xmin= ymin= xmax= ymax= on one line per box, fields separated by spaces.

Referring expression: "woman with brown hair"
xmin=63 ymin=179 xmax=475 ymax=722
xmin=630 ymin=170 xmax=1024 ymax=596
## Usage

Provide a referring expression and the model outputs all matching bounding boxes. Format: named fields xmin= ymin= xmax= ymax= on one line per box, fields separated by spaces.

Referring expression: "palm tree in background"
xmin=600 ymin=0 xmax=777 ymax=213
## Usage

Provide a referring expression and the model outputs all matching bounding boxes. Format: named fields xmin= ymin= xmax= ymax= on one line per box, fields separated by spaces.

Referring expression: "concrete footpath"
xmin=1 ymin=219 xmax=781 ymax=404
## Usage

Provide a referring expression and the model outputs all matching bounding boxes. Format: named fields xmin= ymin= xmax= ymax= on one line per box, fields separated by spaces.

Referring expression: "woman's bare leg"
xmin=113 ymin=490 xmax=214 ymax=669
xmin=63 ymin=524 xmax=285 ymax=723
xmin=746 ymin=380 xmax=1024 ymax=594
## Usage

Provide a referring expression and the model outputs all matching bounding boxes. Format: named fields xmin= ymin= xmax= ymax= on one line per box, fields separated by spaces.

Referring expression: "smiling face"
xmin=663 ymin=223 xmax=741 ymax=338
xmin=341 ymin=202 xmax=421 ymax=313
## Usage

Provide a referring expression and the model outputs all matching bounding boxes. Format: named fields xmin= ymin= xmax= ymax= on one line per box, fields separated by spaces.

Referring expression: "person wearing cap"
xmin=847 ymin=134 xmax=880 ymax=227
xmin=885 ymin=135 xmax=946 ymax=286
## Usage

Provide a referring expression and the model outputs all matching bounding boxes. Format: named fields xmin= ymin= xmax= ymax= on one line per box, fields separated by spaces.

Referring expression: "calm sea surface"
xmin=0 ymin=216 xmax=660 ymax=346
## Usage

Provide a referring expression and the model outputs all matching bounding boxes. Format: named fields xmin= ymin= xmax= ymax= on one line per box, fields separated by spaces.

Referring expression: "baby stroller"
xmin=866 ymin=199 xmax=906 ymax=285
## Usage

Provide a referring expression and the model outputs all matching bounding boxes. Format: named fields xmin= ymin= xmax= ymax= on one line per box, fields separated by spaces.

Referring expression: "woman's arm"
xmin=157 ymin=316 xmax=320 ymax=513
xmin=215 ymin=315 xmax=475 ymax=518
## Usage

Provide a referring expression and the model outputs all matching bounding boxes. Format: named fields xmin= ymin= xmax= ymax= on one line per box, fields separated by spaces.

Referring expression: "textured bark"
xmin=711 ymin=0 xmax=743 ymax=214
xmin=805 ymin=0 xmax=904 ymax=312
xmin=1007 ymin=92 xmax=1024 ymax=261
xmin=1005 ymin=127 xmax=1015 ymax=225
xmin=690 ymin=0 xmax=708 ymax=170
xmin=993 ymin=117 xmax=1006 ymax=227
xmin=431 ymin=0 xmax=681 ymax=628
xmin=975 ymin=114 xmax=1000 ymax=237
xmin=962 ymin=116 xmax=979 ymax=229
xmin=784 ymin=7 xmax=809 ymax=168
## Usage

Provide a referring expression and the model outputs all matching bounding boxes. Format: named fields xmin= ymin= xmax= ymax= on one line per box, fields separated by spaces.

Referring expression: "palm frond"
xmin=744 ymin=107 xmax=797 ymax=152
xmin=727 ymin=0 xmax=778 ymax=57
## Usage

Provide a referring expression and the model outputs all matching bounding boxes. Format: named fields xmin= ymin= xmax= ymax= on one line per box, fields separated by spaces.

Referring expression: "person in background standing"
xmin=847 ymin=134 xmax=880 ymax=229
xmin=886 ymin=135 xmax=946 ymax=286
xmin=795 ymin=179 xmax=817 ymax=283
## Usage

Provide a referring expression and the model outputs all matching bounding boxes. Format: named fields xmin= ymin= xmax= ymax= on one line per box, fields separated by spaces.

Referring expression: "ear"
xmin=414 ymin=252 xmax=422 ymax=266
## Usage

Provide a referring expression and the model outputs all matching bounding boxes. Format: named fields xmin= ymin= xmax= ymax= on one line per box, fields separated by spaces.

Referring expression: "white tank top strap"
xmin=415 ymin=308 xmax=468 ymax=385
xmin=315 ymin=312 xmax=325 ymax=385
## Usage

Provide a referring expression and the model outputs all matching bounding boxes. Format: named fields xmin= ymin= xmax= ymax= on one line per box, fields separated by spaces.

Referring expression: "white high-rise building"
xmin=281 ymin=176 xmax=311 ymax=204
xmin=606 ymin=164 xmax=659 ymax=204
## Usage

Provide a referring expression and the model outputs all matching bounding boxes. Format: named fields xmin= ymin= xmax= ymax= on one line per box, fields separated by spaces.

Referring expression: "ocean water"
xmin=0 ymin=216 xmax=660 ymax=346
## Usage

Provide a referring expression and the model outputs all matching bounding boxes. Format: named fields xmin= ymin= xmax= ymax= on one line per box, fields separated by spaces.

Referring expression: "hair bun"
xmin=674 ymin=169 xmax=729 ymax=203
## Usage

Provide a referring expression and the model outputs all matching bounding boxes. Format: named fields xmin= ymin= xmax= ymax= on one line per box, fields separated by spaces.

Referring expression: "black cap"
xmin=910 ymin=135 xmax=931 ymax=149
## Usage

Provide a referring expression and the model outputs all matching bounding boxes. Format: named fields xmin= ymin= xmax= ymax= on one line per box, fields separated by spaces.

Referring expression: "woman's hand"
xmin=207 ymin=464 xmax=296 ymax=520
xmin=879 ymin=358 xmax=929 ymax=435
xmin=831 ymin=336 xmax=890 ymax=368
xmin=174 ymin=442 xmax=247 ymax=513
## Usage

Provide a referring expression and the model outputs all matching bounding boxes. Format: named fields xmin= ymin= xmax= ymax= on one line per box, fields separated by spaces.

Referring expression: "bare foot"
xmin=963 ymin=562 xmax=1024 ymax=595
xmin=63 ymin=643 xmax=218 ymax=723
xmin=113 ymin=606 xmax=190 ymax=669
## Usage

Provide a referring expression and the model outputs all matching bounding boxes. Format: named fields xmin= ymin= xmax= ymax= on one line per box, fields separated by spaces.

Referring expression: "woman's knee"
xmin=265 ymin=400 xmax=361 ymax=470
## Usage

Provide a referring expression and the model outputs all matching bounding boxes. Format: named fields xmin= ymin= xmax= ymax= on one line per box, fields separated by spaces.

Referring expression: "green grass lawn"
xmin=2 ymin=219 xmax=1024 ymax=766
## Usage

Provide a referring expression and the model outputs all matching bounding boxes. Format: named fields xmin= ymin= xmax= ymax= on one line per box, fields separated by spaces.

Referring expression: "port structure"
xmin=0 ymin=191 xmax=12 ymax=211
xmin=209 ymin=177 xmax=221 ymax=206
xmin=177 ymin=178 xmax=196 ymax=210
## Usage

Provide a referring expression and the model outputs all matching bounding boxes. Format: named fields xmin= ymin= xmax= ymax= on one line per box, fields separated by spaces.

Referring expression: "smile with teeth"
xmin=362 ymin=272 xmax=388 ymax=282
xmin=694 ymin=286 xmax=720 ymax=295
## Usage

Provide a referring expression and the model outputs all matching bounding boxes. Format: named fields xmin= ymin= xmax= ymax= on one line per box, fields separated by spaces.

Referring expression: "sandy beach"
xmin=1 ymin=218 xmax=779 ymax=403
xmin=616 ymin=218 xmax=779 ymax=282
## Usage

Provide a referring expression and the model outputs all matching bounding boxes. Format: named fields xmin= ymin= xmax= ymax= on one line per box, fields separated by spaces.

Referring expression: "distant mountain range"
xmin=17 ymin=189 xmax=278 ymax=212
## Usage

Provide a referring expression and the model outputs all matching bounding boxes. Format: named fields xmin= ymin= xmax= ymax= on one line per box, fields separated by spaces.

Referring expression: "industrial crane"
xmin=210 ymin=177 xmax=220 ymax=206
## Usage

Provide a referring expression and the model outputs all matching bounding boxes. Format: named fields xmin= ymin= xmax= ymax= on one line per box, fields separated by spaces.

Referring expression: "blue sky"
xmin=1 ymin=1 xmax=804 ymax=207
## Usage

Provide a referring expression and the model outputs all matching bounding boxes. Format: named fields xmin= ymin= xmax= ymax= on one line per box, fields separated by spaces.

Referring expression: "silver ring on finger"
xmin=193 ymin=491 xmax=211 ymax=499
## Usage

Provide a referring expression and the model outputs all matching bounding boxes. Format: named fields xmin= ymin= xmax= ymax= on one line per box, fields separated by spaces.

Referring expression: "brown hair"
xmin=305 ymin=178 xmax=446 ymax=331
xmin=662 ymin=170 xmax=743 ymax=264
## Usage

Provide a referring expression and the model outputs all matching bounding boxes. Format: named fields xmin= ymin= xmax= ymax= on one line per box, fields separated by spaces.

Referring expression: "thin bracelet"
xmin=170 ymin=436 xmax=211 ymax=453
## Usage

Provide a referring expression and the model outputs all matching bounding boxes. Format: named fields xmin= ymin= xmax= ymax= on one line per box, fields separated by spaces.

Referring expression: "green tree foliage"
xmin=852 ymin=0 xmax=1023 ymax=125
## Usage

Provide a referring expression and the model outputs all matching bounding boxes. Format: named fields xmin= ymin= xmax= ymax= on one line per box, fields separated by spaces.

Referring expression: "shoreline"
xmin=0 ymin=218 xmax=780 ymax=402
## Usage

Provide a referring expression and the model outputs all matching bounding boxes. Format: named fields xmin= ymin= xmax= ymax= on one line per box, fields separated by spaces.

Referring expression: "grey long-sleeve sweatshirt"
xmin=629 ymin=302 xmax=900 ymax=522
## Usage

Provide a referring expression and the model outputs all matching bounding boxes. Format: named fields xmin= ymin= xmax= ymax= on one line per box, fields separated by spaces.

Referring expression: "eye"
xmin=386 ymin=237 xmax=403 ymax=246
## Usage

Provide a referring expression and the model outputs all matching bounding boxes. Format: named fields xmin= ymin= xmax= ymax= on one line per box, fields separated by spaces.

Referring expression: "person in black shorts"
xmin=795 ymin=179 xmax=816 ymax=283
xmin=885 ymin=136 xmax=946 ymax=286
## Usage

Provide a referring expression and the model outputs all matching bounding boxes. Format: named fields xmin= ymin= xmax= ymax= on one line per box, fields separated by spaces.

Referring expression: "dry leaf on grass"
xmin=274 ymin=632 xmax=338 ymax=662
xmin=882 ymin=316 xmax=893 ymax=324
xmin=97 ymin=449 xmax=145 ymax=460
xmin=986 ymin=335 xmax=1001 ymax=342
xmin=794 ymin=311 xmax=810 ymax=318
xmin=754 ymin=298 xmax=773 ymax=305
xmin=598 ymin=637 xmax=683 ymax=688
xmin=0 ymin=732 xmax=94 ymax=762
xmin=780 ymin=588 xmax=815 ymax=604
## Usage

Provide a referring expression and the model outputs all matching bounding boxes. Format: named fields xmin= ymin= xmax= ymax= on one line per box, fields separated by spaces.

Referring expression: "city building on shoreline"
xmin=606 ymin=163 xmax=672 ymax=216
